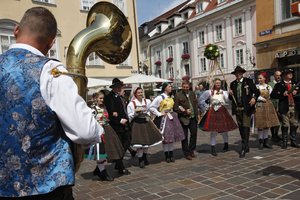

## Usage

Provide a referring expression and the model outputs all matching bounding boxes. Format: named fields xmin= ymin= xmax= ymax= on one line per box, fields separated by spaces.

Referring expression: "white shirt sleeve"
xmin=150 ymin=95 xmax=163 ymax=117
xmin=40 ymin=60 xmax=103 ymax=145
xmin=127 ymin=101 xmax=135 ymax=122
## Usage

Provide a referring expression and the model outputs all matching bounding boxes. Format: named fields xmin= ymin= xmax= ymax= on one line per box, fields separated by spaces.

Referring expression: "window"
xmin=143 ymin=50 xmax=147 ymax=60
xmin=234 ymin=17 xmax=243 ymax=36
xmin=156 ymin=50 xmax=161 ymax=61
xmin=113 ymin=0 xmax=127 ymax=15
xmin=33 ymin=0 xmax=55 ymax=4
xmin=281 ymin=0 xmax=298 ymax=20
xmin=236 ymin=49 xmax=244 ymax=65
xmin=81 ymin=0 xmax=95 ymax=11
xmin=200 ymin=58 xmax=207 ymax=71
xmin=196 ymin=3 xmax=203 ymax=13
xmin=184 ymin=64 xmax=190 ymax=76
xmin=169 ymin=66 xmax=174 ymax=78
xmin=168 ymin=46 xmax=173 ymax=58
xmin=215 ymin=24 xmax=223 ymax=41
xmin=182 ymin=42 xmax=189 ymax=54
xmin=46 ymin=39 xmax=59 ymax=59
xmin=157 ymin=69 xmax=162 ymax=78
xmin=156 ymin=26 xmax=161 ymax=33
xmin=169 ymin=19 xmax=175 ymax=28
xmin=217 ymin=0 xmax=226 ymax=4
xmin=198 ymin=30 xmax=205 ymax=46
xmin=86 ymin=52 xmax=103 ymax=65
xmin=0 ymin=35 xmax=15 ymax=54
xmin=144 ymin=26 xmax=148 ymax=34
xmin=183 ymin=12 xmax=189 ymax=20
xmin=218 ymin=53 xmax=225 ymax=68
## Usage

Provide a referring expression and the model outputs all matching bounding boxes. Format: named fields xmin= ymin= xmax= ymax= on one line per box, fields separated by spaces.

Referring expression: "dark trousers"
xmin=236 ymin=110 xmax=251 ymax=150
xmin=0 ymin=186 xmax=73 ymax=200
xmin=114 ymin=130 xmax=130 ymax=169
xmin=181 ymin=118 xmax=198 ymax=156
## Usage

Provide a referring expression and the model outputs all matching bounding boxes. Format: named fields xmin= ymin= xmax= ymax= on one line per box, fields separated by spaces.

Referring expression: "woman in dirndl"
xmin=127 ymin=87 xmax=163 ymax=168
xmin=88 ymin=92 xmax=125 ymax=181
xmin=255 ymin=73 xmax=280 ymax=149
xmin=150 ymin=82 xmax=185 ymax=163
xmin=199 ymin=78 xmax=238 ymax=156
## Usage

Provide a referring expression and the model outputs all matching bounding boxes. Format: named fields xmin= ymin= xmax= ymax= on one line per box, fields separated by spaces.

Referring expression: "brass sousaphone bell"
xmin=65 ymin=2 xmax=132 ymax=172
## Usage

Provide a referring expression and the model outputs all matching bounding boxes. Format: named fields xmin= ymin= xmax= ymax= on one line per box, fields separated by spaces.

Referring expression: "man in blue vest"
xmin=0 ymin=7 xmax=103 ymax=199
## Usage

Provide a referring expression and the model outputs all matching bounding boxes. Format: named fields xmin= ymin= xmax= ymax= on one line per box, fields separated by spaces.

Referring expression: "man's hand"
xmin=283 ymin=91 xmax=289 ymax=96
xmin=186 ymin=109 xmax=192 ymax=115
xmin=229 ymin=90 xmax=233 ymax=96
xmin=292 ymin=90 xmax=298 ymax=96
xmin=249 ymin=98 xmax=256 ymax=106
xmin=113 ymin=112 xmax=118 ymax=117
xmin=120 ymin=118 xmax=128 ymax=124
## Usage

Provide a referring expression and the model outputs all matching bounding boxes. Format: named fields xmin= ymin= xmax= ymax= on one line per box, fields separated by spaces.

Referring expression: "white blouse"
xmin=127 ymin=98 xmax=151 ymax=122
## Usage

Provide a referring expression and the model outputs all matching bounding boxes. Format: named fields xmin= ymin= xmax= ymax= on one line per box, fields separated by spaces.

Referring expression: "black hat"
xmin=110 ymin=78 xmax=124 ymax=88
xmin=231 ymin=66 xmax=246 ymax=74
xmin=281 ymin=68 xmax=294 ymax=75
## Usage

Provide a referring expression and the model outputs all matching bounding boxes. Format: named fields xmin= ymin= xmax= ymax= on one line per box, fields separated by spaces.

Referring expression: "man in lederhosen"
xmin=271 ymin=68 xmax=299 ymax=149
xmin=229 ymin=66 xmax=260 ymax=158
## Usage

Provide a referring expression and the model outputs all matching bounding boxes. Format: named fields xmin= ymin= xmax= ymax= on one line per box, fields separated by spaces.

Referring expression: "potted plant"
xmin=182 ymin=75 xmax=190 ymax=81
xmin=181 ymin=53 xmax=190 ymax=60
xmin=155 ymin=60 xmax=162 ymax=66
xmin=166 ymin=57 xmax=173 ymax=63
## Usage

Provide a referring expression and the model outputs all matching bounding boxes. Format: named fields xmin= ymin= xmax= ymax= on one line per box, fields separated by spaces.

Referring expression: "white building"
xmin=187 ymin=0 xmax=257 ymax=85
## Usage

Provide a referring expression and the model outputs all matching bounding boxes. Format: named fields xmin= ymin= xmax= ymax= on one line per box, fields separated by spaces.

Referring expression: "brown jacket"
xmin=174 ymin=90 xmax=198 ymax=126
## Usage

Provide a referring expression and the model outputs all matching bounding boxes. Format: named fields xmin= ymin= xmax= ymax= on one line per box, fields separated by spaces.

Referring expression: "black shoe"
xmin=239 ymin=149 xmax=246 ymax=158
xmin=98 ymin=170 xmax=114 ymax=181
xmin=143 ymin=153 xmax=149 ymax=165
xmin=118 ymin=169 xmax=131 ymax=175
xmin=169 ymin=151 xmax=175 ymax=162
xmin=128 ymin=147 xmax=137 ymax=157
xmin=263 ymin=138 xmax=272 ymax=149
xmin=165 ymin=152 xmax=170 ymax=163
xmin=93 ymin=166 xmax=100 ymax=176
xmin=139 ymin=157 xmax=145 ymax=168
xmin=211 ymin=146 xmax=217 ymax=156
xmin=291 ymin=141 xmax=300 ymax=148
xmin=258 ymin=139 xmax=263 ymax=150
xmin=223 ymin=143 xmax=229 ymax=152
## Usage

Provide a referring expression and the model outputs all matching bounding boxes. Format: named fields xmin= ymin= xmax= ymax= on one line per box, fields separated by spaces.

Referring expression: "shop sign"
xmin=259 ymin=29 xmax=272 ymax=36
xmin=275 ymin=49 xmax=299 ymax=58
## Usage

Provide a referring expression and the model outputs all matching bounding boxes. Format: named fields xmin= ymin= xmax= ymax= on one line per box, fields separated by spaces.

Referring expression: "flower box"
xmin=166 ymin=57 xmax=173 ymax=63
xmin=181 ymin=54 xmax=190 ymax=60
xmin=155 ymin=60 xmax=162 ymax=66
xmin=182 ymin=75 xmax=190 ymax=81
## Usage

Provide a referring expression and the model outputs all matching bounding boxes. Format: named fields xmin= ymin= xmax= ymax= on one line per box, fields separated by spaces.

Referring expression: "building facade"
xmin=0 ymin=0 xmax=139 ymax=80
xmin=255 ymin=0 xmax=300 ymax=80
xmin=187 ymin=0 xmax=256 ymax=85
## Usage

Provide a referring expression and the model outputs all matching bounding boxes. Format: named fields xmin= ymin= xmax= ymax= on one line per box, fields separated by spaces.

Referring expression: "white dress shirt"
xmin=9 ymin=43 xmax=103 ymax=145
xmin=149 ymin=93 xmax=169 ymax=117
xmin=127 ymin=98 xmax=151 ymax=122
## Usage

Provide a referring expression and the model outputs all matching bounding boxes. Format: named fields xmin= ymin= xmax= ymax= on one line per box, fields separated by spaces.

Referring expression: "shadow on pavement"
xmin=256 ymin=165 xmax=300 ymax=180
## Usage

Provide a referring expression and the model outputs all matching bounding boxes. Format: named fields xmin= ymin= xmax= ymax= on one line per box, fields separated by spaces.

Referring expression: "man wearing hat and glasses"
xmin=104 ymin=78 xmax=131 ymax=175
xmin=271 ymin=68 xmax=299 ymax=149
xmin=229 ymin=66 xmax=260 ymax=158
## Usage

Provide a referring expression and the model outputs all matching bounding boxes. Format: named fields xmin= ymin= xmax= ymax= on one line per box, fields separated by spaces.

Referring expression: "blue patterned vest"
xmin=0 ymin=48 xmax=74 ymax=197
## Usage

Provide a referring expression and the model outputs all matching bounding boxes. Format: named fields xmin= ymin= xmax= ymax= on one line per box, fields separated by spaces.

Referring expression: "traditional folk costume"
xmin=127 ymin=98 xmax=163 ymax=168
xmin=150 ymin=93 xmax=185 ymax=162
xmin=255 ymin=84 xmax=280 ymax=149
xmin=88 ymin=104 xmax=125 ymax=181
xmin=271 ymin=68 xmax=299 ymax=149
xmin=268 ymin=79 xmax=281 ymax=142
xmin=199 ymin=89 xmax=237 ymax=156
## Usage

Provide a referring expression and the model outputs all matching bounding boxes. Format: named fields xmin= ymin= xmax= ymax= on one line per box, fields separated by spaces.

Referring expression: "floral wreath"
xmin=204 ymin=44 xmax=220 ymax=60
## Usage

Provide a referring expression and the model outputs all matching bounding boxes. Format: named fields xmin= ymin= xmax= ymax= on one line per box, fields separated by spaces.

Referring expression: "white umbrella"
xmin=121 ymin=74 xmax=172 ymax=84
xmin=87 ymin=78 xmax=111 ymax=88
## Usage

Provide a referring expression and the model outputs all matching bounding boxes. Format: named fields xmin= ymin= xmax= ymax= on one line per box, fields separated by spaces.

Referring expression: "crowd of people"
xmin=0 ymin=6 xmax=299 ymax=200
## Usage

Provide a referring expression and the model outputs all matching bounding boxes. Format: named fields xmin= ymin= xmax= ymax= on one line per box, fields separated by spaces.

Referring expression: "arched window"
xmin=0 ymin=19 xmax=17 ymax=54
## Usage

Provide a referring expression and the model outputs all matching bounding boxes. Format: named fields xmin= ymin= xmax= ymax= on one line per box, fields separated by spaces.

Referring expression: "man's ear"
xmin=14 ymin=25 xmax=20 ymax=38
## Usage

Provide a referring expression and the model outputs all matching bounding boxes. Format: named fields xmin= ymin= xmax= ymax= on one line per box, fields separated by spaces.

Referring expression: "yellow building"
xmin=0 ymin=0 xmax=139 ymax=80
xmin=255 ymin=0 xmax=300 ymax=78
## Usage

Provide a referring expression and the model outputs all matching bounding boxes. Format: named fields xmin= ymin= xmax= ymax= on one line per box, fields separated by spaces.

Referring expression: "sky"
xmin=136 ymin=0 xmax=187 ymax=25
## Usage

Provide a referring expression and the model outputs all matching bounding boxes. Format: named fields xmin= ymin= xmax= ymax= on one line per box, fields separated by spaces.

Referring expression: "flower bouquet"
xmin=204 ymin=44 xmax=220 ymax=60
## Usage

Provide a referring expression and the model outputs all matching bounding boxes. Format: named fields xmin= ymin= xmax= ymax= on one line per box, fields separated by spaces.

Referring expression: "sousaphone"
xmin=65 ymin=2 xmax=132 ymax=172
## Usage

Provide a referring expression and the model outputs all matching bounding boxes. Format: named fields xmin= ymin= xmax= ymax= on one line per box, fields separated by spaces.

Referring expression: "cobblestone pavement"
xmin=74 ymin=129 xmax=300 ymax=200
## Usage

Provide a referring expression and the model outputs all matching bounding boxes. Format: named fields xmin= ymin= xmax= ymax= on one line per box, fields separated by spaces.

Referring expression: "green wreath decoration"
xmin=204 ymin=44 xmax=220 ymax=60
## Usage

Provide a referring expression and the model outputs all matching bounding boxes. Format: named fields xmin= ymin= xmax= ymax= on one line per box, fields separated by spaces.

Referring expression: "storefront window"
xmin=281 ymin=0 xmax=298 ymax=20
